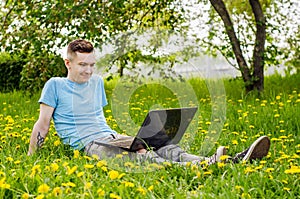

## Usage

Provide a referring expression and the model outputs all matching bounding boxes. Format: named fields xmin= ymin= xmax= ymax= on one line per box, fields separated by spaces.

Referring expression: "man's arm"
xmin=28 ymin=103 xmax=54 ymax=155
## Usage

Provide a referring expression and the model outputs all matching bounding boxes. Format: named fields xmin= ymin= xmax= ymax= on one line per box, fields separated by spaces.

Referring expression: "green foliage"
xmin=0 ymin=52 xmax=25 ymax=92
xmin=19 ymin=54 xmax=67 ymax=92
xmin=1 ymin=0 xmax=186 ymax=91
xmin=225 ymin=0 xmax=272 ymax=15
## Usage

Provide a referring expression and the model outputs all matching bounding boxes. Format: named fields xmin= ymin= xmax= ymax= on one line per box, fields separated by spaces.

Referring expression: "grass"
xmin=0 ymin=73 xmax=299 ymax=198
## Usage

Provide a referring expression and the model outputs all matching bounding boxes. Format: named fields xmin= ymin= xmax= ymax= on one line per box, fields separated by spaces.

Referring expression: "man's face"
xmin=65 ymin=52 xmax=96 ymax=84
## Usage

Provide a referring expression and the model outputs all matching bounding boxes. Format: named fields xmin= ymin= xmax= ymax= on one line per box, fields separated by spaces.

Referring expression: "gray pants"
xmin=84 ymin=134 xmax=206 ymax=164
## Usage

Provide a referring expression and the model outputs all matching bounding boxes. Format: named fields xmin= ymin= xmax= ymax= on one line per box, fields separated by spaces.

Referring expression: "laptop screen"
xmin=131 ymin=107 xmax=198 ymax=151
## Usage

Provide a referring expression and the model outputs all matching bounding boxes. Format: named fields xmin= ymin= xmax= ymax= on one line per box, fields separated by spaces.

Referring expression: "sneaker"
xmin=231 ymin=136 xmax=270 ymax=163
xmin=206 ymin=146 xmax=227 ymax=165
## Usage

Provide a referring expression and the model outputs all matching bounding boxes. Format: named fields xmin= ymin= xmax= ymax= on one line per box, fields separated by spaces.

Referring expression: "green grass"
xmin=0 ymin=73 xmax=299 ymax=198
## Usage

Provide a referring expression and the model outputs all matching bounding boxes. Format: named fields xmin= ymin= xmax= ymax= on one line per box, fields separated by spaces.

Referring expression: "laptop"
xmin=95 ymin=107 xmax=198 ymax=152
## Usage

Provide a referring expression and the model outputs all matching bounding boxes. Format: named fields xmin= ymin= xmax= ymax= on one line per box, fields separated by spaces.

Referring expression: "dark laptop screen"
xmin=131 ymin=107 xmax=197 ymax=150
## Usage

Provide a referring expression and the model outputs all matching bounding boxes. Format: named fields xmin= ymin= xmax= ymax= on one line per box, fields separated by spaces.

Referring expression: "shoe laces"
xmin=207 ymin=152 xmax=218 ymax=165
xmin=232 ymin=148 xmax=249 ymax=163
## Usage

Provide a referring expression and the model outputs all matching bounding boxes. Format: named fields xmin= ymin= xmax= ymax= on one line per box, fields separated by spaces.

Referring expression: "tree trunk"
xmin=249 ymin=0 xmax=266 ymax=92
xmin=209 ymin=0 xmax=266 ymax=93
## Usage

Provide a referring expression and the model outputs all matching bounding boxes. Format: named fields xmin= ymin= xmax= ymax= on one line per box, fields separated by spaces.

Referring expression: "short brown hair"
xmin=67 ymin=39 xmax=94 ymax=60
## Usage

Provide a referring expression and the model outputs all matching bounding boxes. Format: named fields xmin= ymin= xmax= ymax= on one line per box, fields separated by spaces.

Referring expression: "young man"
xmin=28 ymin=39 xmax=271 ymax=165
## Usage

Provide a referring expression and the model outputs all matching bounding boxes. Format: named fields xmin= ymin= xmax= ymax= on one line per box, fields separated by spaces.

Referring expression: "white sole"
xmin=242 ymin=136 xmax=270 ymax=161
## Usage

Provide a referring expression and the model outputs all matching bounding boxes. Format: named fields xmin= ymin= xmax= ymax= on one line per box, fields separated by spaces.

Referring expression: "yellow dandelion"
xmin=37 ymin=184 xmax=50 ymax=194
xmin=21 ymin=193 xmax=30 ymax=199
xmin=6 ymin=157 xmax=13 ymax=162
xmin=122 ymin=181 xmax=134 ymax=187
xmin=284 ymin=166 xmax=300 ymax=174
xmin=203 ymin=170 xmax=212 ymax=175
xmin=14 ymin=160 xmax=21 ymax=165
xmin=62 ymin=182 xmax=76 ymax=187
xmin=191 ymin=164 xmax=198 ymax=171
xmin=65 ymin=188 xmax=71 ymax=194
xmin=52 ymin=187 xmax=62 ymax=196
xmin=163 ymin=162 xmax=172 ymax=167
xmin=241 ymin=193 xmax=251 ymax=199
xmin=265 ymin=168 xmax=275 ymax=173
xmin=249 ymin=125 xmax=255 ymax=129
xmin=235 ymin=185 xmax=242 ymax=190
xmin=73 ymin=150 xmax=80 ymax=158
xmin=137 ymin=187 xmax=147 ymax=195
xmin=0 ymin=178 xmax=10 ymax=189
xmin=83 ymin=156 xmax=92 ymax=161
xmin=118 ymin=173 xmax=126 ymax=179
xmin=36 ymin=195 xmax=44 ymax=199
xmin=84 ymin=164 xmax=94 ymax=169
xmin=217 ymin=162 xmax=225 ymax=168
xmin=148 ymin=185 xmax=154 ymax=191
xmin=77 ymin=172 xmax=84 ymax=177
xmin=124 ymin=162 xmax=134 ymax=168
xmin=30 ymin=164 xmax=41 ymax=177
xmin=232 ymin=140 xmax=238 ymax=145
xmin=54 ymin=140 xmax=61 ymax=146
xmin=101 ymin=166 xmax=108 ymax=172
xmin=62 ymin=162 xmax=69 ymax=167
xmin=185 ymin=162 xmax=192 ymax=167
xmin=260 ymin=160 xmax=267 ymax=164
xmin=244 ymin=167 xmax=255 ymax=174
xmin=279 ymin=102 xmax=284 ymax=107
xmin=50 ymin=163 xmax=59 ymax=172
xmin=283 ymin=187 xmax=291 ymax=191
xmin=269 ymin=175 xmax=273 ymax=179
xmin=276 ymin=96 xmax=281 ymax=100
xmin=84 ymin=182 xmax=92 ymax=189
xmin=115 ymin=154 xmax=123 ymax=158
xmin=255 ymin=164 xmax=263 ymax=170
xmin=108 ymin=170 xmax=119 ymax=180
xmin=97 ymin=160 xmax=107 ymax=167
xmin=97 ymin=188 xmax=105 ymax=196
xmin=110 ymin=193 xmax=121 ymax=199
xmin=67 ymin=166 xmax=77 ymax=175
xmin=92 ymin=154 xmax=99 ymax=160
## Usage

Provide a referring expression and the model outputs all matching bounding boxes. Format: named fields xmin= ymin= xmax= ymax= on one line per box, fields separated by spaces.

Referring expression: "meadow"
xmin=0 ymin=73 xmax=299 ymax=198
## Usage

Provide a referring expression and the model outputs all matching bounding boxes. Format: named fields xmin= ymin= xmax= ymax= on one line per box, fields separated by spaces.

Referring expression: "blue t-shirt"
xmin=39 ymin=74 xmax=116 ymax=150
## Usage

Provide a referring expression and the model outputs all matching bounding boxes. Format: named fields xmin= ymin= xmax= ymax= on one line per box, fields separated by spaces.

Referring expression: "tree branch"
xmin=209 ymin=0 xmax=252 ymax=82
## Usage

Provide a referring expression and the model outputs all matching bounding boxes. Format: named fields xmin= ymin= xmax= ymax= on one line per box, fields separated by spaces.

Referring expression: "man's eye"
xmin=79 ymin=63 xmax=88 ymax=67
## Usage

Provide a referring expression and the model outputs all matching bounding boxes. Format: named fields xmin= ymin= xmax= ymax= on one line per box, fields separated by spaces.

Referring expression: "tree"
xmin=208 ymin=0 xmax=266 ymax=92
xmin=187 ymin=0 xmax=299 ymax=93
xmin=0 ymin=0 xmax=186 ymax=91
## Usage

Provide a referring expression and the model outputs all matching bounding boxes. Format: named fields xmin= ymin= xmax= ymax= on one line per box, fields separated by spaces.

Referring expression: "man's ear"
xmin=64 ymin=59 xmax=71 ymax=69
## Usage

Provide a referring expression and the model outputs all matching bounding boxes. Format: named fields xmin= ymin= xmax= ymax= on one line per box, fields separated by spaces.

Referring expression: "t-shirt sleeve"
xmin=99 ymin=77 xmax=108 ymax=107
xmin=38 ymin=78 xmax=57 ymax=108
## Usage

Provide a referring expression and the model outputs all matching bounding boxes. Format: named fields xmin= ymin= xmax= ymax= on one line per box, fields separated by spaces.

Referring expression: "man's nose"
xmin=86 ymin=66 xmax=93 ymax=74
